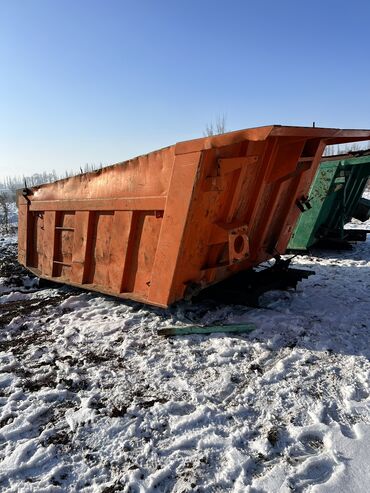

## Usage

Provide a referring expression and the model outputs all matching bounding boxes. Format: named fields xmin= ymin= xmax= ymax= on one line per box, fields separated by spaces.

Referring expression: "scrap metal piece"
xmin=288 ymin=151 xmax=370 ymax=251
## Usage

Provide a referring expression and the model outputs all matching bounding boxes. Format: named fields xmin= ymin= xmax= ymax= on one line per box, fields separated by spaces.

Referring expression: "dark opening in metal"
xmin=234 ymin=235 xmax=245 ymax=254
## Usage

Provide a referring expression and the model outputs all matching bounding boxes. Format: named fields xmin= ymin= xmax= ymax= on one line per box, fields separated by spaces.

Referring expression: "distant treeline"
xmin=0 ymin=163 xmax=102 ymax=200
xmin=1 ymin=171 xmax=59 ymax=197
xmin=0 ymin=164 xmax=103 ymax=232
xmin=323 ymin=141 xmax=370 ymax=156
xmin=324 ymin=143 xmax=370 ymax=192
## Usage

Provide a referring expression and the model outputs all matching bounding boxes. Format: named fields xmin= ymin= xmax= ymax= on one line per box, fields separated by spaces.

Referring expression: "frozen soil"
xmin=0 ymin=229 xmax=369 ymax=493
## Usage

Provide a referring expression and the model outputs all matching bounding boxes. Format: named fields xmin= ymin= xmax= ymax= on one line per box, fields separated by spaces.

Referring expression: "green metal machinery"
xmin=288 ymin=151 xmax=370 ymax=251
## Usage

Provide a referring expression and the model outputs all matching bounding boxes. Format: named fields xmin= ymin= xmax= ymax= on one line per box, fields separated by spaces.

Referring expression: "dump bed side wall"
xmin=31 ymin=148 xmax=175 ymax=201
xmin=18 ymin=146 xmax=177 ymax=305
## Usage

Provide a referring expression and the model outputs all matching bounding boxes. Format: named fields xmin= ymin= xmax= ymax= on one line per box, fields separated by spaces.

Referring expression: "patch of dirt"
xmin=0 ymin=330 xmax=51 ymax=355
xmin=109 ymin=406 xmax=128 ymax=418
xmin=137 ymin=397 xmax=168 ymax=409
xmin=22 ymin=373 xmax=58 ymax=392
xmin=83 ymin=351 xmax=118 ymax=364
xmin=0 ymin=414 xmax=15 ymax=428
xmin=250 ymin=363 xmax=263 ymax=374
xmin=58 ymin=377 xmax=90 ymax=393
xmin=267 ymin=426 xmax=280 ymax=446
xmin=101 ymin=484 xmax=124 ymax=493
xmin=0 ymin=294 xmax=72 ymax=327
xmin=43 ymin=431 xmax=71 ymax=447
xmin=0 ymin=242 xmax=29 ymax=280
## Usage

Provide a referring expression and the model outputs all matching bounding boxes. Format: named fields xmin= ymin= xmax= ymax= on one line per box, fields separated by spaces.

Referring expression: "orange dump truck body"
xmin=18 ymin=125 xmax=370 ymax=307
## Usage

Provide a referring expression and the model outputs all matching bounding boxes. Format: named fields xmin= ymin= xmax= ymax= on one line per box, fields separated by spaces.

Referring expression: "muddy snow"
xmin=0 ymin=225 xmax=369 ymax=492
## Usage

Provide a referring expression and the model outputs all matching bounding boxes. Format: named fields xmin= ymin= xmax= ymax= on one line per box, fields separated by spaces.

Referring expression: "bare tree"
xmin=0 ymin=192 xmax=10 ymax=233
xmin=204 ymin=114 xmax=227 ymax=136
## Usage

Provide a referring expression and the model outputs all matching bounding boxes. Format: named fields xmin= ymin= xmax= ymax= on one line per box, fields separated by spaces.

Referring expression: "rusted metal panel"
xmin=18 ymin=125 xmax=370 ymax=307
xmin=17 ymin=204 xmax=28 ymax=265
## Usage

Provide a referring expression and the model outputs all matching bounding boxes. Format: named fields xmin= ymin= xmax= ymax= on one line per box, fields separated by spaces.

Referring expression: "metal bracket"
xmin=228 ymin=226 xmax=250 ymax=263
xmin=296 ymin=196 xmax=312 ymax=212
xmin=22 ymin=186 xmax=32 ymax=206
xmin=208 ymin=222 xmax=250 ymax=264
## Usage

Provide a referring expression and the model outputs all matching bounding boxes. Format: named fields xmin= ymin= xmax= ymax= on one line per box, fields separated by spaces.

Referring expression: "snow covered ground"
xmin=0 ymin=221 xmax=369 ymax=492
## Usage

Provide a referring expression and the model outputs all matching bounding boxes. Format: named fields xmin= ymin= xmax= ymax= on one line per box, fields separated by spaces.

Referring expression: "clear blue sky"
xmin=1 ymin=0 xmax=370 ymax=179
